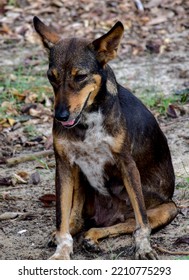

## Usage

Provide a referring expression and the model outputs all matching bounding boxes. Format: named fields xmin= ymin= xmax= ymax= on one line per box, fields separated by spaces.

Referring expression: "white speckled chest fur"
xmin=60 ymin=112 xmax=115 ymax=195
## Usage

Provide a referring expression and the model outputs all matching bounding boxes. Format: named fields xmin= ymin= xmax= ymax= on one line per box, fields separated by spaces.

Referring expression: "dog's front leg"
xmin=120 ymin=159 xmax=158 ymax=260
xmin=49 ymin=152 xmax=74 ymax=260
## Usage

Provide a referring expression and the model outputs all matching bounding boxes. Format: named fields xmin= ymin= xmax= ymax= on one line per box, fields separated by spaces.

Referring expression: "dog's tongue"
xmin=61 ymin=119 xmax=75 ymax=127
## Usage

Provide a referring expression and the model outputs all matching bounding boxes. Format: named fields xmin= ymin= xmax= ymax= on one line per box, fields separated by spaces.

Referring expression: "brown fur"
xmin=33 ymin=16 xmax=178 ymax=260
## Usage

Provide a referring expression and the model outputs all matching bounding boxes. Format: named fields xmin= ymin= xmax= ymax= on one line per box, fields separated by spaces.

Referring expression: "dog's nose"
xmin=55 ymin=109 xmax=70 ymax=122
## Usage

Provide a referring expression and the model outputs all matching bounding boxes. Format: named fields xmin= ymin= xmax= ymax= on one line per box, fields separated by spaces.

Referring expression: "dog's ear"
xmin=89 ymin=21 xmax=124 ymax=65
xmin=33 ymin=16 xmax=61 ymax=50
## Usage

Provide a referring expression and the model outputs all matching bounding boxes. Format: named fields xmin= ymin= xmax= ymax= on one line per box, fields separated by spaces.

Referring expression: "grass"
xmin=23 ymin=124 xmax=38 ymax=139
xmin=0 ymin=64 xmax=52 ymax=120
xmin=136 ymin=86 xmax=187 ymax=115
xmin=176 ymin=162 xmax=189 ymax=190
xmin=176 ymin=256 xmax=189 ymax=260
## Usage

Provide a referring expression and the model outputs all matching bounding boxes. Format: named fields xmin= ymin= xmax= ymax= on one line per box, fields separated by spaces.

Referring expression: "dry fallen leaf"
xmin=166 ymin=105 xmax=178 ymax=118
xmin=7 ymin=118 xmax=16 ymax=126
xmin=0 ymin=212 xmax=19 ymax=220
xmin=0 ymin=177 xmax=12 ymax=186
xmin=39 ymin=193 xmax=56 ymax=207
xmin=174 ymin=236 xmax=189 ymax=245
xmin=12 ymin=173 xmax=28 ymax=185
xmin=0 ymin=211 xmax=34 ymax=221
xmin=25 ymin=93 xmax=38 ymax=104
xmin=17 ymin=171 xmax=29 ymax=180
xmin=1 ymin=101 xmax=18 ymax=116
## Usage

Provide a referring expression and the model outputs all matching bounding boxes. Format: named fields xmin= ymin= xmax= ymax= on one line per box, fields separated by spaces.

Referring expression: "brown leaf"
xmin=39 ymin=194 xmax=56 ymax=207
xmin=174 ymin=236 xmax=189 ymax=245
xmin=0 ymin=23 xmax=12 ymax=35
xmin=17 ymin=171 xmax=29 ymax=180
xmin=29 ymin=107 xmax=42 ymax=117
xmin=146 ymin=40 xmax=161 ymax=54
xmin=12 ymin=173 xmax=28 ymax=185
xmin=0 ymin=157 xmax=7 ymax=164
xmin=166 ymin=105 xmax=178 ymax=118
xmin=21 ymin=104 xmax=37 ymax=114
xmin=25 ymin=93 xmax=38 ymax=104
xmin=179 ymin=70 xmax=189 ymax=79
xmin=0 ymin=176 xmax=12 ymax=186
xmin=1 ymin=101 xmax=18 ymax=116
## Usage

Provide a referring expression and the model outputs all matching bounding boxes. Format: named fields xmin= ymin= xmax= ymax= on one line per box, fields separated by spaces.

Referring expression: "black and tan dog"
xmin=33 ymin=17 xmax=178 ymax=260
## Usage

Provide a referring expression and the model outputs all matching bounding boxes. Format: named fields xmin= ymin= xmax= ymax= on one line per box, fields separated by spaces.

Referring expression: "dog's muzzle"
xmin=56 ymin=92 xmax=92 ymax=128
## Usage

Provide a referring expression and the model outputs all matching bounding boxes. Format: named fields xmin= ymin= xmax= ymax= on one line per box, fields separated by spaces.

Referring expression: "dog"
xmin=33 ymin=16 xmax=178 ymax=260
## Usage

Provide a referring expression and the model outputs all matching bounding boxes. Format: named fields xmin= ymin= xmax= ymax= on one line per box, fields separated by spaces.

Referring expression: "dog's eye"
xmin=74 ymin=74 xmax=87 ymax=82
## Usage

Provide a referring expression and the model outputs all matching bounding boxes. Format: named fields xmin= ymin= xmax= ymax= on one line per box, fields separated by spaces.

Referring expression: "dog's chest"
xmin=62 ymin=113 xmax=114 ymax=195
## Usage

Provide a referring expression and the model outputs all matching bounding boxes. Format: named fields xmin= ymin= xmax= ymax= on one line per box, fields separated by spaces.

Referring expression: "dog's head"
xmin=33 ymin=17 xmax=124 ymax=128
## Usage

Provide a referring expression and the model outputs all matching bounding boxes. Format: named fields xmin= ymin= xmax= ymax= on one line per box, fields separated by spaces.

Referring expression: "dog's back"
xmin=118 ymin=85 xmax=175 ymax=204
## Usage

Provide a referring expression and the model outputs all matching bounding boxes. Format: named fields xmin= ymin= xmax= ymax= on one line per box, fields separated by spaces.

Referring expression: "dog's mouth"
xmin=60 ymin=114 xmax=80 ymax=128
xmin=60 ymin=93 xmax=91 ymax=129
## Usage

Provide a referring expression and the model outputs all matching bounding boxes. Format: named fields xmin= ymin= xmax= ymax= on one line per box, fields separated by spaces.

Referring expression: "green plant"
xmin=0 ymin=64 xmax=52 ymax=121
xmin=176 ymin=256 xmax=189 ymax=260
xmin=8 ymin=0 xmax=17 ymax=6
xmin=138 ymin=89 xmax=185 ymax=115
xmin=23 ymin=124 xmax=37 ymax=138
xmin=34 ymin=158 xmax=50 ymax=170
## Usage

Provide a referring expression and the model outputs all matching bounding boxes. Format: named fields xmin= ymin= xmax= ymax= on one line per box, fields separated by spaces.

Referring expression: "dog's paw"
xmin=135 ymin=244 xmax=159 ymax=260
xmin=134 ymin=226 xmax=159 ymax=260
xmin=82 ymin=238 xmax=102 ymax=253
xmin=49 ymin=250 xmax=71 ymax=260
xmin=48 ymin=233 xmax=73 ymax=260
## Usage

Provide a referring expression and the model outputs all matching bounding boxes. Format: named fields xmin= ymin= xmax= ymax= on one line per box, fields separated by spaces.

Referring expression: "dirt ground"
xmin=0 ymin=0 xmax=189 ymax=260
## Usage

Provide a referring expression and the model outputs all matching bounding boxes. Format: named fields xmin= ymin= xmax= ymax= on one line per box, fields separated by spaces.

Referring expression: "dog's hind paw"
xmin=134 ymin=226 xmax=159 ymax=260
xmin=49 ymin=250 xmax=71 ymax=260
xmin=135 ymin=247 xmax=159 ymax=260
xmin=48 ymin=231 xmax=57 ymax=247
xmin=82 ymin=238 xmax=102 ymax=253
xmin=48 ymin=233 xmax=73 ymax=260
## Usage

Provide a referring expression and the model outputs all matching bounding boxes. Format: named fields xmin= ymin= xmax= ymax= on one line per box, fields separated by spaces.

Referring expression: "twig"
xmin=6 ymin=150 xmax=54 ymax=166
xmin=161 ymin=117 xmax=189 ymax=128
xmin=153 ymin=244 xmax=189 ymax=256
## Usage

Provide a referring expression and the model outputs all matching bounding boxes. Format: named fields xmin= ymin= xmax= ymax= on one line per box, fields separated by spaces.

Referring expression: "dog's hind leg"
xmin=145 ymin=201 xmax=178 ymax=230
xmin=83 ymin=201 xmax=178 ymax=257
xmin=69 ymin=175 xmax=85 ymax=236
